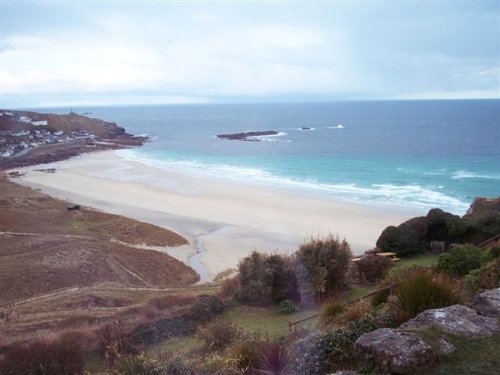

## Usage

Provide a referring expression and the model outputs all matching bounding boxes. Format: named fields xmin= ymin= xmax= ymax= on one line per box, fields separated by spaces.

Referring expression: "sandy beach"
xmin=11 ymin=150 xmax=423 ymax=281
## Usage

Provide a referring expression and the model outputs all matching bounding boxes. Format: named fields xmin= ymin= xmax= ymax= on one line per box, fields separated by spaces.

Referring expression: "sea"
xmin=37 ymin=100 xmax=499 ymax=215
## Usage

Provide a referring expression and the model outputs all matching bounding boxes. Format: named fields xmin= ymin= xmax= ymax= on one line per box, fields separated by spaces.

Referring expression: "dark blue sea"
xmin=40 ymin=100 xmax=499 ymax=215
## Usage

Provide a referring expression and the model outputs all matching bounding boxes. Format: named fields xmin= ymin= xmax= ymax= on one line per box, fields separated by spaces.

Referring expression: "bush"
xmin=320 ymin=302 xmax=344 ymax=327
xmin=188 ymin=295 xmax=225 ymax=324
xmin=229 ymin=340 xmax=261 ymax=372
xmin=0 ymin=332 xmax=85 ymax=375
xmin=237 ymin=252 xmax=298 ymax=306
xmin=290 ymin=317 xmax=379 ymax=374
xmin=147 ymin=295 xmax=195 ymax=310
xmin=393 ymin=268 xmax=462 ymax=322
xmin=356 ymin=255 xmax=392 ymax=284
xmin=437 ymin=244 xmax=483 ymax=277
xmin=220 ymin=276 xmax=240 ymax=299
xmin=129 ymin=316 xmax=194 ymax=346
xmin=465 ymin=259 xmax=500 ymax=291
xmin=161 ymin=351 xmax=194 ymax=375
xmin=376 ymin=225 xmax=424 ymax=257
xmin=198 ymin=317 xmax=243 ymax=352
xmin=279 ymin=299 xmax=298 ymax=315
xmin=295 ymin=235 xmax=352 ymax=304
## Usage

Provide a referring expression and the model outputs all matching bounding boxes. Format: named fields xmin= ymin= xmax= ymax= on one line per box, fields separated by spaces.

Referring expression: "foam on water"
xmin=451 ymin=170 xmax=500 ymax=180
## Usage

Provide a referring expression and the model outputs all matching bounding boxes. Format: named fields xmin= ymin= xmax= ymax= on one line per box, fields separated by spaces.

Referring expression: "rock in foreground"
xmin=401 ymin=304 xmax=499 ymax=338
xmin=354 ymin=328 xmax=435 ymax=374
xmin=472 ymin=287 xmax=500 ymax=318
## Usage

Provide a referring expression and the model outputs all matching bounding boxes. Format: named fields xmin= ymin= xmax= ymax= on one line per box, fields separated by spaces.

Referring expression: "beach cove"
xmin=11 ymin=150 xmax=422 ymax=281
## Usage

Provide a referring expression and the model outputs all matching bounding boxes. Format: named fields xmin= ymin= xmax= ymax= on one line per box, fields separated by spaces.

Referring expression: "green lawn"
xmin=388 ymin=253 xmax=439 ymax=277
xmin=227 ymin=305 xmax=320 ymax=338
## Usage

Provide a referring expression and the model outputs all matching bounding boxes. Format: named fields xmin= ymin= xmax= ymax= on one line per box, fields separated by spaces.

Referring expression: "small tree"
xmin=236 ymin=252 xmax=298 ymax=305
xmin=376 ymin=225 xmax=424 ymax=257
xmin=295 ymin=235 xmax=352 ymax=303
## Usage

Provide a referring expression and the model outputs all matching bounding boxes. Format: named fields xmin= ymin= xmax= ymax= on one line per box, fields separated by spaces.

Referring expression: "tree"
xmin=295 ymin=236 xmax=352 ymax=303
xmin=376 ymin=225 xmax=424 ymax=256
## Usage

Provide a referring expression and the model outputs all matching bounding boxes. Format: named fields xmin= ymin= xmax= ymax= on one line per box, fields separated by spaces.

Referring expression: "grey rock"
xmin=328 ymin=372 xmax=358 ymax=375
xmin=472 ymin=288 xmax=500 ymax=318
xmin=354 ymin=328 xmax=436 ymax=374
xmin=401 ymin=304 xmax=499 ymax=338
xmin=436 ymin=337 xmax=455 ymax=354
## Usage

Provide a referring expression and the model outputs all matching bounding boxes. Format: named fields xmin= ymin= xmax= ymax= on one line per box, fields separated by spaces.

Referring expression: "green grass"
xmin=152 ymin=336 xmax=203 ymax=354
xmin=345 ymin=286 xmax=374 ymax=301
xmin=388 ymin=253 xmax=439 ymax=277
xmin=423 ymin=334 xmax=500 ymax=374
xmin=227 ymin=305 xmax=320 ymax=338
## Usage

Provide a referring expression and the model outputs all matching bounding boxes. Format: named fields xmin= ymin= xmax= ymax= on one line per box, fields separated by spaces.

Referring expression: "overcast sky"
xmin=1 ymin=1 xmax=499 ymax=108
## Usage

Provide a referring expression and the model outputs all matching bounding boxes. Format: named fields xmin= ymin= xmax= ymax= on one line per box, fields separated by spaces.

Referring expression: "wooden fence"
xmin=288 ymin=283 xmax=398 ymax=331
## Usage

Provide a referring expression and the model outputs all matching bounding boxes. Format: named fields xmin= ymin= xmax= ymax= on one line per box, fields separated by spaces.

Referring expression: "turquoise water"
xmin=41 ymin=100 xmax=499 ymax=214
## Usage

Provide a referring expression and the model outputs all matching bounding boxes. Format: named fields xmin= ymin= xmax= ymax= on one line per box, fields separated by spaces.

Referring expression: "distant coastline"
xmin=0 ymin=109 xmax=147 ymax=170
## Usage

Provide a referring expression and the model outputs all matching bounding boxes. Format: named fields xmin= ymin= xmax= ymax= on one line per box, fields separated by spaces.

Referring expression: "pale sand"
xmin=12 ymin=151 xmax=423 ymax=281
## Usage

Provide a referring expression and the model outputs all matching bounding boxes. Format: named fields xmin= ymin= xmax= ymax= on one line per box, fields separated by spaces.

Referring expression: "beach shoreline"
xmin=9 ymin=150 xmax=423 ymax=281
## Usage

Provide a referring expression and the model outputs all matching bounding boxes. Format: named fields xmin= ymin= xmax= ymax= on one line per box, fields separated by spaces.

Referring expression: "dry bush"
xmin=356 ymin=255 xmax=392 ymax=284
xmin=0 ymin=331 xmax=85 ymax=375
xmin=320 ymin=302 xmax=344 ymax=327
xmin=188 ymin=295 xmax=225 ymax=324
xmin=95 ymin=321 xmax=138 ymax=366
xmin=198 ymin=317 xmax=243 ymax=352
xmin=338 ymin=301 xmax=372 ymax=324
xmin=295 ymin=235 xmax=352 ymax=304
xmin=220 ymin=276 xmax=240 ymax=298
xmin=146 ymin=294 xmax=196 ymax=311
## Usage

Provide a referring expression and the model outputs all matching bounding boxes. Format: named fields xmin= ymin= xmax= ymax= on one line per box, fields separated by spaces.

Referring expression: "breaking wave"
xmin=451 ymin=170 xmax=500 ymax=180
xmin=115 ymin=149 xmax=469 ymax=214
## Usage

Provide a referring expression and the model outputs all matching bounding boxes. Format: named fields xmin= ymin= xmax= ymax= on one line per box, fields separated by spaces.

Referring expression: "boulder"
xmin=472 ymin=288 xmax=500 ymax=318
xmin=354 ymin=328 xmax=436 ymax=374
xmin=401 ymin=304 xmax=499 ymax=338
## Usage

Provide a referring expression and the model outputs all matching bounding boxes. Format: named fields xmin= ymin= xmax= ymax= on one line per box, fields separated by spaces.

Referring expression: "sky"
xmin=0 ymin=0 xmax=499 ymax=108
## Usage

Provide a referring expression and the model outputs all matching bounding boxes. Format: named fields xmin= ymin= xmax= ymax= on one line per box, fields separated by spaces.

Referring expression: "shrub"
xmin=229 ymin=340 xmax=261 ymax=372
xmin=147 ymin=295 xmax=195 ymax=310
xmin=393 ymin=268 xmax=462 ymax=322
xmin=465 ymin=259 xmax=500 ymax=291
xmin=279 ymin=299 xmax=298 ymax=315
xmin=161 ymin=351 xmax=195 ymax=375
xmin=320 ymin=302 xmax=344 ymax=327
xmin=130 ymin=316 xmax=194 ymax=346
xmin=295 ymin=235 xmax=352 ymax=303
xmin=0 ymin=332 xmax=85 ymax=375
xmin=376 ymin=225 xmax=424 ymax=256
xmin=188 ymin=295 xmax=225 ymax=324
xmin=356 ymin=255 xmax=392 ymax=284
xmin=198 ymin=317 xmax=243 ymax=352
xmin=237 ymin=252 xmax=298 ymax=306
xmin=289 ymin=317 xmax=379 ymax=374
xmin=437 ymin=244 xmax=483 ymax=277
xmin=220 ymin=276 xmax=240 ymax=298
